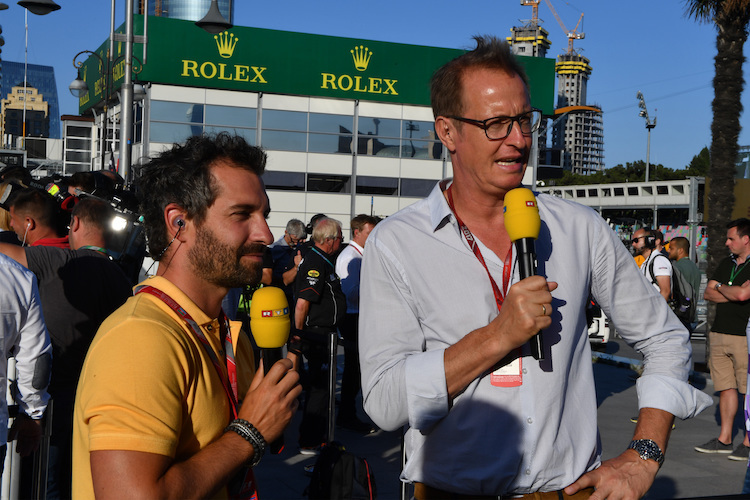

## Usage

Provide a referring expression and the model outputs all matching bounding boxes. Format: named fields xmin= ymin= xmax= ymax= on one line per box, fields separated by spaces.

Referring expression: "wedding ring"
xmin=541 ymin=304 xmax=547 ymax=316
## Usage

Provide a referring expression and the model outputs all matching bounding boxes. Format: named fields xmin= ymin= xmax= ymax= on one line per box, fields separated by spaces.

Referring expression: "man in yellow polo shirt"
xmin=72 ymin=133 xmax=301 ymax=499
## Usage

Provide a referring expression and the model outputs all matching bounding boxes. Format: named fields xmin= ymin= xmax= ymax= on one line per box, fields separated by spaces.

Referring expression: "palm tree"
xmin=684 ymin=0 xmax=750 ymax=278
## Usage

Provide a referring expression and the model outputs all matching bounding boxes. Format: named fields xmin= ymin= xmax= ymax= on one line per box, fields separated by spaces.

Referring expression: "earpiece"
xmin=175 ymin=218 xmax=185 ymax=228
xmin=26 ymin=221 xmax=31 ymax=228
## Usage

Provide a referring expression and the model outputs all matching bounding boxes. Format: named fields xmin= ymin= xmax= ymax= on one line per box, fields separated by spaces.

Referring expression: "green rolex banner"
xmin=78 ymin=15 xmax=555 ymax=115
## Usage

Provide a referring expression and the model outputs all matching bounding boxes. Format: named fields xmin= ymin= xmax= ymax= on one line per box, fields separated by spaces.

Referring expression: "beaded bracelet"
xmin=225 ymin=418 xmax=267 ymax=467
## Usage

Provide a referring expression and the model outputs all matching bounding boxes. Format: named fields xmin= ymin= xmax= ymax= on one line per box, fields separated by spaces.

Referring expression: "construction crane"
xmin=520 ymin=0 xmax=540 ymax=23
xmin=543 ymin=0 xmax=584 ymax=54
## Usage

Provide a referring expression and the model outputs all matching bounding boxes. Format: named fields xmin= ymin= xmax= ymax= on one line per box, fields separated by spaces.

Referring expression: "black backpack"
xmin=648 ymin=257 xmax=695 ymax=324
xmin=306 ymin=441 xmax=377 ymax=500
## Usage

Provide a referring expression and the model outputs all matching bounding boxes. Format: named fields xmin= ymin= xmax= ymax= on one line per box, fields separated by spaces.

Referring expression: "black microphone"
xmin=503 ymin=188 xmax=544 ymax=360
xmin=249 ymin=286 xmax=291 ymax=454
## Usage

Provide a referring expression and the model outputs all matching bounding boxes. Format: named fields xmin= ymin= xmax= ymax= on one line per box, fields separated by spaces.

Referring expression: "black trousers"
xmin=298 ymin=330 xmax=333 ymax=448
xmin=338 ymin=313 xmax=361 ymax=421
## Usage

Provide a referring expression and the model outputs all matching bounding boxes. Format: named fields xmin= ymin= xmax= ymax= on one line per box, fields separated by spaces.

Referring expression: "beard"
xmin=188 ymin=224 xmax=265 ymax=289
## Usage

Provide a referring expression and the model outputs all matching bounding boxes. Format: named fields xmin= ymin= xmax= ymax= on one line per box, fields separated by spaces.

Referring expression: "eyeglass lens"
xmin=486 ymin=110 xmax=541 ymax=140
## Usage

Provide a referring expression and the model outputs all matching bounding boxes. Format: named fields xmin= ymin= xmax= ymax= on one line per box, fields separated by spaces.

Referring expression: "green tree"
xmin=685 ymin=146 xmax=711 ymax=177
xmin=684 ymin=0 xmax=750 ymax=277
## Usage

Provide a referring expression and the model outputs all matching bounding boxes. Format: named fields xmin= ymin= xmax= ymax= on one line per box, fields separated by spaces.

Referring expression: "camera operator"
xmin=0 ymin=195 xmax=132 ymax=499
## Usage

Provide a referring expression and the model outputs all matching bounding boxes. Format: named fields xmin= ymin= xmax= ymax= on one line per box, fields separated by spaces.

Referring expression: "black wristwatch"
xmin=628 ymin=439 xmax=664 ymax=468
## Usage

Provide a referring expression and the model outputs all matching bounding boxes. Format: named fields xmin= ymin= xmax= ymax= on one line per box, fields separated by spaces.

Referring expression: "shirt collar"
xmin=427 ymin=178 xmax=455 ymax=232
xmin=31 ymin=235 xmax=70 ymax=248
xmin=348 ymin=240 xmax=364 ymax=254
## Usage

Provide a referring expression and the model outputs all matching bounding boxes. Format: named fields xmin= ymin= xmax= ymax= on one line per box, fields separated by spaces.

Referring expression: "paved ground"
xmin=254 ymin=335 xmax=750 ymax=499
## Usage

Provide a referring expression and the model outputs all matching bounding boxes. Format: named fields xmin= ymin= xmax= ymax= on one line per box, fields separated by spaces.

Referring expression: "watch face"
xmin=630 ymin=439 xmax=664 ymax=466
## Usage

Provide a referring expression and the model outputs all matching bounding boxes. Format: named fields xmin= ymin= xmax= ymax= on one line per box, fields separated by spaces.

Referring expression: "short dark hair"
xmin=351 ymin=214 xmax=380 ymax=232
xmin=728 ymin=218 xmax=750 ymax=239
xmin=669 ymin=236 xmax=690 ymax=254
xmin=136 ymin=133 xmax=267 ymax=260
xmin=73 ymin=196 xmax=115 ymax=234
xmin=11 ymin=188 xmax=64 ymax=235
xmin=430 ymin=35 xmax=529 ymax=120
xmin=652 ymin=229 xmax=664 ymax=244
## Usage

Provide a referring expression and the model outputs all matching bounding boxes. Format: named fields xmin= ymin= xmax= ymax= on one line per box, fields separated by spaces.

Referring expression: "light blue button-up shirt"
xmin=359 ymin=180 xmax=711 ymax=495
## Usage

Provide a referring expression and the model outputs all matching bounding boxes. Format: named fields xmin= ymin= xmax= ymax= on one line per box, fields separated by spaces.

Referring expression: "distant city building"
xmin=1 ymin=83 xmax=50 ymax=144
xmin=508 ymin=17 xmax=604 ymax=175
xmin=1 ymin=61 xmax=60 ymax=140
xmin=552 ymin=53 xmax=604 ymax=174
xmin=136 ymin=0 xmax=233 ymax=22
xmin=507 ymin=21 xmax=551 ymax=58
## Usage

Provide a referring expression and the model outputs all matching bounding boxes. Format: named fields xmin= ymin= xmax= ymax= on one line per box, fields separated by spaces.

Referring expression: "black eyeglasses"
xmin=447 ymin=109 xmax=543 ymax=140
xmin=632 ymin=236 xmax=645 ymax=243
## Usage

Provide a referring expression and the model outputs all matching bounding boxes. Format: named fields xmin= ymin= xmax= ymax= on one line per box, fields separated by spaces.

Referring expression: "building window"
xmin=205 ymin=105 xmax=256 ymax=128
xmin=65 ymin=150 xmax=91 ymax=163
xmin=150 ymin=122 xmax=203 ymax=144
xmin=152 ymin=101 xmax=204 ymax=123
xmin=307 ymin=173 xmax=351 ymax=193
xmin=358 ymin=116 xmax=399 ymax=156
xmin=308 ymin=113 xmax=353 ymax=154
xmin=401 ymin=120 xmax=442 ymax=159
xmin=133 ymin=102 xmax=143 ymax=144
xmin=260 ymin=109 xmax=307 ymax=152
xmin=150 ymin=101 xmax=204 ymax=143
xmin=401 ymin=178 xmax=436 ymax=198
xmin=262 ymin=171 xmax=305 ymax=191
xmin=67 ymin=125 xmax=91 ymax=138
xmin=204 ymin=104 xmax=256 ymax=145
xmin=356 ymin=175 xmax=398 ymax=195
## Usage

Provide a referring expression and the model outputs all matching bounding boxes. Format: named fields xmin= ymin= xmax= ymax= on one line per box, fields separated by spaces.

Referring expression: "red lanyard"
xmin=135 ymin=285 xmax=240 ymax=419
xmin=446 ymin=185 xmax=513 ymax=309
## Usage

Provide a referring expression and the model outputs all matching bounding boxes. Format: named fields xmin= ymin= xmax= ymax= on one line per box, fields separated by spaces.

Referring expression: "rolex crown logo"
xmin=215 ymin=31 xmax=238 ymax=59
xmin=351 ymin=45 xmax=372 ymax=72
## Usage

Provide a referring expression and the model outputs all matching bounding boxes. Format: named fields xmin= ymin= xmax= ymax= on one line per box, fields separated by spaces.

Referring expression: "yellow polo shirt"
xmin=72 ymin=276 xmax=255 ymax=499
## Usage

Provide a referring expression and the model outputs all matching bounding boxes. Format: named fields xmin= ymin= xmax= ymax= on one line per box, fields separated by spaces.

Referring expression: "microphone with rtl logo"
xmin=249 ymin=286 xmax=291 ymax=454
xmin=503 ymin=187 xmax=544 ymax=361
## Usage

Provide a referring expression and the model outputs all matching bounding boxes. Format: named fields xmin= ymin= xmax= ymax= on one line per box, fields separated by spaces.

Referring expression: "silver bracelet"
xmin=225 ymin=418 xmax=267 ymax=467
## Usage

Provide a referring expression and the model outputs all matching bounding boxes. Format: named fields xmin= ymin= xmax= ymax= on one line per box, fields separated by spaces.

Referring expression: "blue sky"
xmin=2 ymin=0 xmax=747 ymax=171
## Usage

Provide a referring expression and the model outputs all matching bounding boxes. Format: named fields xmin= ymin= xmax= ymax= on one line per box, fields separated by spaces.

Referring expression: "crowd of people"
xmin=0 ymin=34 xmax=748 ymax=500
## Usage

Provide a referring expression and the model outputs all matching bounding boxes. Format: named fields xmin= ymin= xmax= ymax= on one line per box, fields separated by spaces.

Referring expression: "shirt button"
xmin=525 ymin=469 xmax=531 ymax=475
xmin=527 ymin=418 xmax=533 ymax=424
xmin=522 ymin=368 xmax=528 ymax=374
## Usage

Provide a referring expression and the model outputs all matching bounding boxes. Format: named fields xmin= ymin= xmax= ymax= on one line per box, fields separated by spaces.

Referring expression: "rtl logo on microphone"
xmin=261 ymin=308 xmax=289 ymax=317
xmin=526 ymin=201 xmax=536 ymax=207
